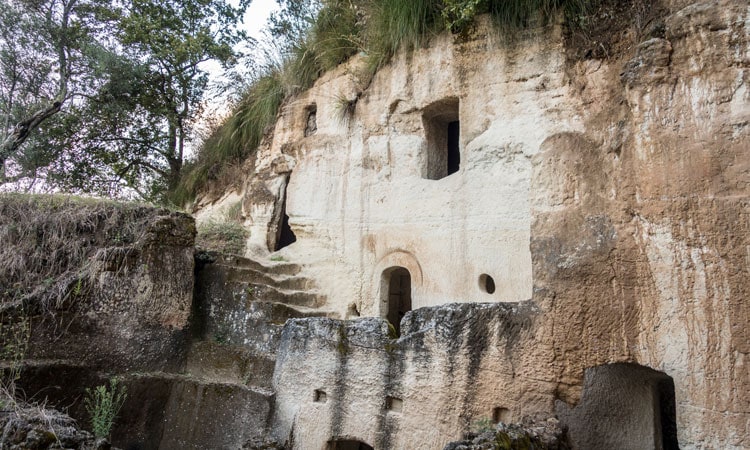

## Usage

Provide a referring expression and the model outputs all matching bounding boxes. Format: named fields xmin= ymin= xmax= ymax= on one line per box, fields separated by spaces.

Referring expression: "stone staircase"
xmin=145 ymin=252 xmax=332 ymax=448
xmin=189 ymin=252 xmax=331 ymax=378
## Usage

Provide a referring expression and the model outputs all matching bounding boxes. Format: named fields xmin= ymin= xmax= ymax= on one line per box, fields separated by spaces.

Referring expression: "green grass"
xmin=487 ymin=0 xmax=592 ymax=29
xmin=363 ymin=0 xmax=441 ymax=73
xmin=85 ymin=378 xmax=127 ymax=439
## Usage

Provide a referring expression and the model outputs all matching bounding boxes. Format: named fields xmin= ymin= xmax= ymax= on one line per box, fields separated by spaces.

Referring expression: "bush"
xmin=84 ymin=378 xmax=127 ymax=439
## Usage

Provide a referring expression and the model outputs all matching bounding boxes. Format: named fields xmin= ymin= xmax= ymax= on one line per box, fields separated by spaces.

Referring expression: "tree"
xmin=0 ymin=0 xmax=250 ymax=199
xmin=114 ymin=0 xmax=250 ymax=194
xmin=0 ymin=0 xmax=107 ymax=184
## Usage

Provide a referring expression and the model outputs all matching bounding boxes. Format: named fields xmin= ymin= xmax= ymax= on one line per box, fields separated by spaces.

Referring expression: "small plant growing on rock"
xmin=471 ymin=416 xmax=495 ymax=434
xmin=0 ymin=313 xmax=30 ymax=400
xmin=84 ymin=378 xmax=127 ymax=438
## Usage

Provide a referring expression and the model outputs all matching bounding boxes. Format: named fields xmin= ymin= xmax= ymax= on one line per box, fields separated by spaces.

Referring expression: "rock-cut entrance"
xmin=328 ymin=440 xmax=374 ymax=450
xmin=381 ymin=266 xmax=412 ymax=335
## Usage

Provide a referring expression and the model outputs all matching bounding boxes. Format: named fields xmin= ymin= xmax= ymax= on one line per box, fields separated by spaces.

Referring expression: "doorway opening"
xmin=274 ymin=186 xmax=296 ymax=251
xmin=559 ymin=363 xmax=679 ymax=450
xmin=381 ymin=267 xmax=412 ymax=335
xmin=327 ymin=440 xmax=374 ymax=450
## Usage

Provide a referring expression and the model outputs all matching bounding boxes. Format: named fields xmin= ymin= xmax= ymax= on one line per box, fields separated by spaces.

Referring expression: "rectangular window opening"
xmin=421 ymin=97 xmax=460 ymax=180
xmin=385 ymin=396 xmax=403 ymax=413
xmin=314 ymin=389 xmax=327 ymax=403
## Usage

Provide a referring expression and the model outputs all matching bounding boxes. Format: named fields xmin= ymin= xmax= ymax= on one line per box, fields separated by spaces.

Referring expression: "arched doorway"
xmin=381 ymin=266 xmax=412 ymax=335
xmin=327 ymin=440 xmax=374 ymax=450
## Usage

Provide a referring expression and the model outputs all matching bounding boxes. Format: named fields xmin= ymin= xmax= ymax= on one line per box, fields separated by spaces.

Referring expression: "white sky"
xmin=192 ymin=0 xmax=279 ymax=152
xmin=243 ymin=0 xmax=279 ymax=42
xmin=200 ymin=0 xmax=279 ymax=96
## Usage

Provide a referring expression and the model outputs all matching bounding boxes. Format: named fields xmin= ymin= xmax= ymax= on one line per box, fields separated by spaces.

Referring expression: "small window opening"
xmin=381 ymin=267 xmax=412 ymax=336
xmin=422 ymin=97 xmax=460 ymax=180
xmin=492 ymin=407 xmax=510 ymax=424
xmin=479 ymin=274 xmax=496 ymax=294
xmin=328 ymin=440 xmax=374 ymax=450
xmin=275 ymin=184 xmax=297 ymax=251
xmin=314 ymin=389 xmax=327 ymax=403
xmin=304 ymin=104 xmax=317 ymax=137
xmin=386 ymin=396 xmax=403 ymax=412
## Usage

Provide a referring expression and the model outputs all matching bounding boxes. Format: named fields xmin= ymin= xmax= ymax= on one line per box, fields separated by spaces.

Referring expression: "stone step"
xmin=222 ymin=264 xmax=315 ymax=291
xmin=217 ymin=253 xmax=302 ymax=276
xmin=248 ymin=283 xmax=325 ymax=308
xmin=184 ymin=341 xmax=277 ymax=389
xmin=116 ymin=373 xmax=274 ymax=450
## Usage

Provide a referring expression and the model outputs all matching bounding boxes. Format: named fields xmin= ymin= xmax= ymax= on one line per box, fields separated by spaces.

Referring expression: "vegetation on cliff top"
xmin=0 ymin=193 xmax=176 ymax=313
xmin=173 ymin=0 xmax=595 ymax=205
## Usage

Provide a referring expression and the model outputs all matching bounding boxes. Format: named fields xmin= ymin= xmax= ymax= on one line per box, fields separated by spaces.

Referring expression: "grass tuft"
xmin=363 ymin=0 xmax=442 ymax=73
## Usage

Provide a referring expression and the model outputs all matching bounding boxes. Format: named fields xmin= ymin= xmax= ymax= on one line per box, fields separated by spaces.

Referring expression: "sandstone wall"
xmin=195 ymin=1 xmax=749 ymax=448
xmin=271 ymin=304 xmax=544 ymax=450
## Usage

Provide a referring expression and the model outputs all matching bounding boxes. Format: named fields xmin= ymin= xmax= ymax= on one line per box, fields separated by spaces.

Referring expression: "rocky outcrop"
xmin=0 ymin=195 xmax=196 ymax=373
xmin=271 ymin=303 xmax=541 ymax=449
xmin=0 ymin=397 xmax=113 ymax=450
xmin=194 ymin=0 xmax=749 ymax=448
xmin=443 ymin=417 xmax=569 ymax=450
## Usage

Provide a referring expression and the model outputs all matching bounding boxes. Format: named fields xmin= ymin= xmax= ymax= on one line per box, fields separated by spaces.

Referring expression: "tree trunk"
xmin=0 ymin=101 xmax=64 ymax=175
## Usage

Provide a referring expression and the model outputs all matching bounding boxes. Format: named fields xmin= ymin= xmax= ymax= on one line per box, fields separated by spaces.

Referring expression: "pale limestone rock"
xmin=195 ymin=1 xmax=749 ymax=449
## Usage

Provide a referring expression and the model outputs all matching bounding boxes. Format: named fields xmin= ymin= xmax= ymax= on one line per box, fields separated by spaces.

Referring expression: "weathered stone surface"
xmin=0 ymin=197 xmax=199 ymax=448
xmin=0 ymin=199 xmax=197 ymax=372
xmin=0 ymin=396 xmax=114 ymax=450
xmin=196 ymin=1 xmax=748 ymax=448
xmin=272 ymin=303 xmax=542 ymax=449
xmin=443 ymin=417 xmax=569 ymax=450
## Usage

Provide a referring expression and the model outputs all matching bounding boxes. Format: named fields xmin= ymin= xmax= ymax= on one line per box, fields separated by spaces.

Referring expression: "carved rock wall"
xmin=194 ymin=1 xmax=749 ymax=448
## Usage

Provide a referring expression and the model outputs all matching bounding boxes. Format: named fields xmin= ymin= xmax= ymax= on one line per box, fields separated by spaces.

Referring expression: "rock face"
xmin=0 ymin=196 xmax=196 ymax=373
xmin=271 ymin=303 xmax=540 ymax=449
xmin=0 ymin=196 xmax=200 ymax=448
xmin=0 ymin=397 xmax=112 ymax=450
xmin=193 ymin=0 xmax=749 ymax=448
xmin=2 ymin=0 xmax=747 ymax=448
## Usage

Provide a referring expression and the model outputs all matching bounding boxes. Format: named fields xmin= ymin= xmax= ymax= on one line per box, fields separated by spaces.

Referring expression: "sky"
xmin=243 ymin=0 xmax=279 ymax=42
xmin=200 ymin=0 xmax=279 ymax=98
xmin=192 ymin=0 xmax=279 ymax=151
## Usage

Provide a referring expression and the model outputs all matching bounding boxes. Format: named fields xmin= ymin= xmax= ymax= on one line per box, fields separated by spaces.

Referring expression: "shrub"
xmin=0 ymin=313 xmax=30 ymax=399
xmin=84 ymin=378 xmax=127 ymax=439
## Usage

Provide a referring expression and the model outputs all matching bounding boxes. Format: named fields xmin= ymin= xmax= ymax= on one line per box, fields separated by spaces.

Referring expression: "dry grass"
xmin=195 ymin=202 xmax=248 ymax=255
xmin=0 ymin=193 xmax=172 ymax=314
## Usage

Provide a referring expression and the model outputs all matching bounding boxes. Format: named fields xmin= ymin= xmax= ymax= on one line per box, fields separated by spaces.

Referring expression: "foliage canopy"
xmin=0 ymin=0 xmax=249 ymax=200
